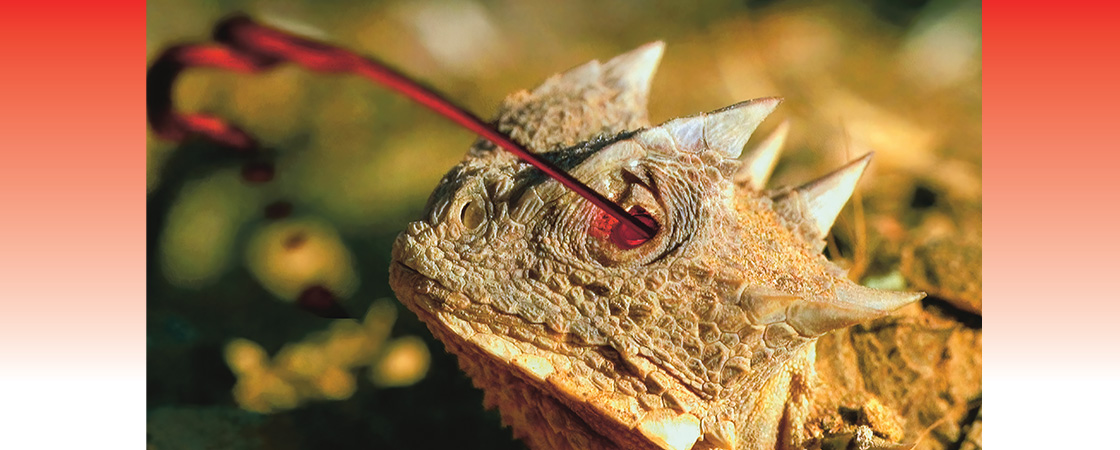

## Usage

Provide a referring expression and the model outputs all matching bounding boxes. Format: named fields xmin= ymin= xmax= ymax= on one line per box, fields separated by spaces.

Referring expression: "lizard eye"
xmin=592 ymin=205 xmax=659 ymax=250
xmin=460 ymin=200 xmax=486 ymax=231
xmin=586 ymin=173 xmax=666 ymax=265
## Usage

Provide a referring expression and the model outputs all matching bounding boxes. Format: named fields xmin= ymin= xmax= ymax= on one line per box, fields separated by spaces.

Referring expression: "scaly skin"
xmin=389 ymin=43 xmax=924 ymax=450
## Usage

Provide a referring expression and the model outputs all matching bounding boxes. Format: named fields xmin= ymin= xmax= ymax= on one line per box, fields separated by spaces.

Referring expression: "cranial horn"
xmin=833 ymin=283 xmax=926 ymax=312
xmin=735 ymin=120 xmax=789 ymax=190
xmin=601 ymin=41 xmax=665 ymax=104
xmin=534 ymin=42 xmax=664 ymax=113
xmin=772 ymin=153 xmax=872 ymax=246
xmin=786 ymin=300 xmax=884 ymax=337
xmin=737 ymin=281 xmax=923 ymax=338
xmin=655 ymin=97 xmax=781 ymax=157
xmin=509 ymin=43 xmax=667 ymax=150
xmin=787 ymin=284 xmax=924 ymax=337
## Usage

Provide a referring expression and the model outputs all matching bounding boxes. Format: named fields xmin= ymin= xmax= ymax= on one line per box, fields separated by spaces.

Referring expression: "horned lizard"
xmin=389 ymin=43 xmax=925 ymax=450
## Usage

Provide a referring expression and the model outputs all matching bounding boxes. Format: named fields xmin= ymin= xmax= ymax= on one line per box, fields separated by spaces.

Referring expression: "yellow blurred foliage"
xmin=316 ymin=366 xmax=358 ymax=400
xmin=225 ymin=338 xmax=269 ymax=376
xmin=370 ymin=336 xmax=431 ymax=388
xmin=224 ymin=299 xmax=430 ymax=413
xmin=160 ymin=170 xmax=262 ymax=288
xmin=244 ymin=218 xmax=359 ymax=302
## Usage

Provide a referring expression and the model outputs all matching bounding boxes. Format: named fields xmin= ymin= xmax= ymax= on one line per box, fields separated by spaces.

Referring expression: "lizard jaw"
xmin=389 ymin=261 xmax=457 ymax=315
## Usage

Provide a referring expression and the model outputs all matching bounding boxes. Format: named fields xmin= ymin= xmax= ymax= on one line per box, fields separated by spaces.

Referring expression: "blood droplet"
xmin=591 ymin=205 xmax=659 ymax=250
xmin=296 ymin=285 xmax=351 ymax=319
xmin=241 ymin=161 xmax=275 ymax=183
xmin=264 ymin=201 xmax=293 ymax=219
xmin=283 ymin=231 xmax=308 ymax=250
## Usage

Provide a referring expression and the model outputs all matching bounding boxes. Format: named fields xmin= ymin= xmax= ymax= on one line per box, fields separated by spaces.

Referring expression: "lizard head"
xmin=389 ymin=43 xmax=923 ymax=450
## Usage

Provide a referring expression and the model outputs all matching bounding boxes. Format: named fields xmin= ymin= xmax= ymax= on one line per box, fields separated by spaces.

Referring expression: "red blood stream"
xmin=146 ymin=15 xmax=656 ymax=244
xmin=590 ymin=205 xmax=660 ymax=250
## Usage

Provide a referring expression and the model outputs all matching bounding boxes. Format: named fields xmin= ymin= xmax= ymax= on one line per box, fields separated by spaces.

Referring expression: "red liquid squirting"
xmin=590 ymin=205 xmax=660 ymax=250
xmin=147 ymin=15 xmax=657 ymax=247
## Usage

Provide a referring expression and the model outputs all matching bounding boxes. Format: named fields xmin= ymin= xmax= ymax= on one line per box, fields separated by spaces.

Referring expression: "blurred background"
xmin=147 ymin=0 xmax=980 ymax=448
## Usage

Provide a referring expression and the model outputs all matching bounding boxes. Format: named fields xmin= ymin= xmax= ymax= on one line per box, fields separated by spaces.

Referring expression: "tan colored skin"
xmin=389 ymin=44 xmax=922 ymax=450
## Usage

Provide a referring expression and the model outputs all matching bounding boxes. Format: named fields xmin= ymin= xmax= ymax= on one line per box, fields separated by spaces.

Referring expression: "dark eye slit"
xmin=621 ymin=167 xmax=660 ymax=198
xmin=146 ymin=14 xmax=656 ymax=241
xmin=621 ymin=169 xmax=648 ymax=190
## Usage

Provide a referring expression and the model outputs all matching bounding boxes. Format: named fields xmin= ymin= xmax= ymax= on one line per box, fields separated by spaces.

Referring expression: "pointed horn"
xmin=786 ymin=285 xmax=924 ymax=337
xmin=735 ymin=120 xmax=789 ymax=190
xmin=786 ymin=300 xmax=885 ymax=337
xmin=660 ymin=115 xmax=705 ymax=152
xmin=536 ymin=60 xmax=600 ymax=95
xmin=658 ymin=97 xmax=781 ymax=157
xmin=704 ymin=97 xmax=782 ymax=158
xmin=521 ymin=43 xmax=665 ymax=140
xmin=773 ymin=153 xmax=872 ymax=244
xmin=739 ymin=285 xmax=802 ymax=325
xmin=602 ymin=41 xmax=664 ymax=100
xmin=834 ymin=283 xmax=925 ymax=312
xmin=534 ymin=42 xmax=663 ymax=106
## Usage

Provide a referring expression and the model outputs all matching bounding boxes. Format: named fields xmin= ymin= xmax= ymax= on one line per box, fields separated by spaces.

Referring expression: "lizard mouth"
xmin=392 ymin=260 xmax=423 ymax=277
xmin=390 ymin=261 xmax=453 ymax=309
xmin=391 ymin=261 xmax=436 ymax=288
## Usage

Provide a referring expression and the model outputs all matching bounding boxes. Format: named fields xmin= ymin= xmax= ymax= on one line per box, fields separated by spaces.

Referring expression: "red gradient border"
xmin=1 ymin=0 xmax=1117 ymax=447
xmin=0 ymin=2 xmax=145 ymax=448
xmin=984 ymin=1 xmax=1120 ymax=447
